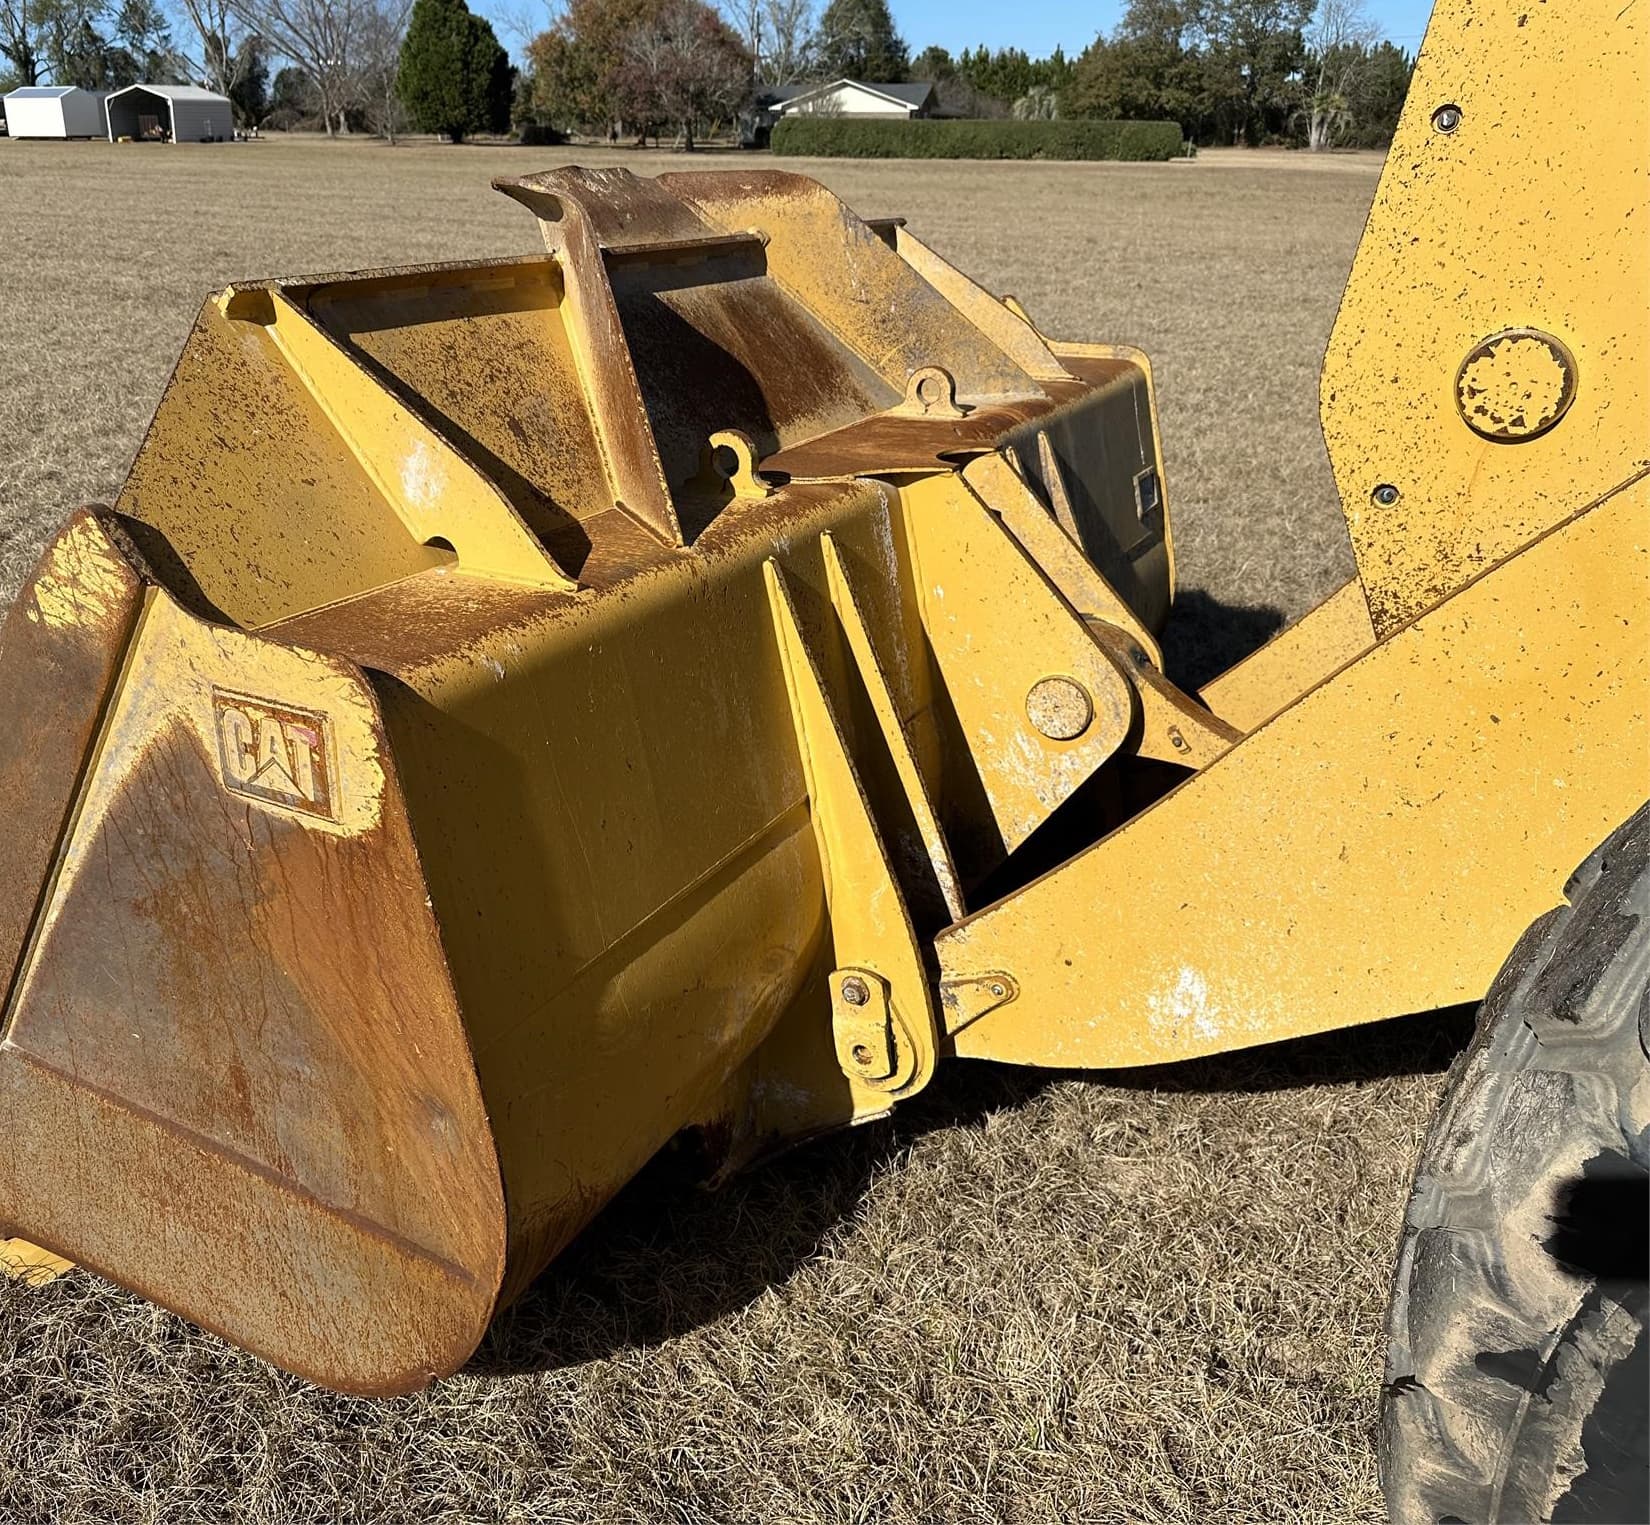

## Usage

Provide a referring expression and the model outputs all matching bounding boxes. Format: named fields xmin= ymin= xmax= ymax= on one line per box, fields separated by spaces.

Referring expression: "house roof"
xmin=775 ymin=78 xmax=936 ymax=111
xmin=862 ymin=81 xmax=936 ymax=107
xmin=105 ymin=84 xmax=231 ymax=104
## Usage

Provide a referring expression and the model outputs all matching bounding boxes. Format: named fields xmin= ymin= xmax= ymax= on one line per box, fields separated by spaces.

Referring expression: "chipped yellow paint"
xmin=1321 ymin=0 xmax=1649 ymax=634
xmin=1456 ymin=329 xmax=1575 ymax=442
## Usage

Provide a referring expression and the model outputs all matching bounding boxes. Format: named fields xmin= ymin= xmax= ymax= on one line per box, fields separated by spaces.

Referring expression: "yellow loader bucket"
xmin=2 ymin=127 xmax=1642 ymax=1394
xmin=0 ymin=168 xmax=1176 ymax=1392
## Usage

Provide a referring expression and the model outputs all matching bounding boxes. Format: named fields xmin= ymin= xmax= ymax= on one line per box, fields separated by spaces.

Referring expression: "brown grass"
xmin=0 ymin=136 xmax=1456 ymax=1524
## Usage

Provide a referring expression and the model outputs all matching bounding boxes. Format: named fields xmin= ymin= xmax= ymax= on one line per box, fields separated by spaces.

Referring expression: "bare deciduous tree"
xmin=0 ymin=0 xmax=42 ymax=82
xmin=1304 ymin=0 xmax=1377 ymax=149
xmin=227 ymin=0 xmax=366 ymax=133
xmin=719 ymin=0 xmax=758 ymax=68
xmin=617 ymin=0 xmax=748 ymax=148
xmin=492 ymin=0 xmax=553 ymax=54
xmin=354 ymin=0 xmax=411 ymax=140
xmin=178 ymin=0 xmax=256 ymax=102
xmin=758 ymin=0 xmax=811 ymax=82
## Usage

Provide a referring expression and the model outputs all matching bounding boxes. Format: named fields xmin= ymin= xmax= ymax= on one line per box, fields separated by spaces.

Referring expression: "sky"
xmin=476 ymin=0 xmax=1438 ymax=65
xmin=876 ymin=0 xmax=1436 ymax=58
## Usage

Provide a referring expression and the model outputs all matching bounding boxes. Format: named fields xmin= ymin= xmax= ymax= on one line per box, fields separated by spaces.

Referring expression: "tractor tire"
xmin=1382 ymin=802 xmax=1650 ymax=1525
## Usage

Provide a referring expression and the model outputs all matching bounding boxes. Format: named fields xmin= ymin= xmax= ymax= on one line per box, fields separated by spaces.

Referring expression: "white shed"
xmin=105 ymin=84 xmax=233 ymax=143
xmin=3 ymin=86 xmax=107 ymax=139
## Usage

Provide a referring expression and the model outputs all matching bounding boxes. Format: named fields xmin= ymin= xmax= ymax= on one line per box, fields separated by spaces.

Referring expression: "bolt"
xmin=1431 ymin=103 xmax=1461 ymax=134
xmin=850 ymin=1043 xmax=875 ymax=1068
xmin=989 ymin=982 xmax=1006 ymax=999
xmin=1372 ymin=483 xmax=1401 ymax=507
xmin=1025 ymin=676 xmax=1093 ymax=741
xmin=841 ymin=976 xmax=870 ymax=1007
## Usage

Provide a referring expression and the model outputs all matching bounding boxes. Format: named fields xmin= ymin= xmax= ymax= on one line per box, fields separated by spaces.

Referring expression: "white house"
xmin=776 ymin=79 xmax=936 ymax=121
xmin=745 ymin=79 xmax=936 ymax=145
xmin=105 ymin=84 xmax=233 ymax=143
xmin=3 ymin=86 xmax=106 ymax=139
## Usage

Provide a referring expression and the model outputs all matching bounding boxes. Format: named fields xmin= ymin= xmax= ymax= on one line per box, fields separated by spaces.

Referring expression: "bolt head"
xmin=850 ymin=1042 xmax=875 ymax=1067
xmin=1026 ymin=676 xmax=1093 ymax=741
xmin=1431 ymin=104 xmax=1461 ymax=133
xmin=989 ymin=982 xmax=1006 ymax=999
xmin=1371 ymin=483 xmax=1401 ymax=507
xmin=841 ymin=976 xmax=870 ymax=1007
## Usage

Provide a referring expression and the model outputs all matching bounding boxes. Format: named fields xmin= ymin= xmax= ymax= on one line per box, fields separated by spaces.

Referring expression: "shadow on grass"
xmin=470 ymin=1004 xmax=1473 ymax=1379
xmin=1160 ymin=587 xmax=1287 ymax=693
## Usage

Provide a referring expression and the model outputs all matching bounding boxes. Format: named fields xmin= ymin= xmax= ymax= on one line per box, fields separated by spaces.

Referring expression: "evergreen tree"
xmin=270 ymin=64 xmax=316 ymax=121
xmin=1351 ymin=39 xmax=1411 ymax=144
xmin=228 ymin=37 xmax=269 ymax=125
xmin=113 ymin=0 xmax=179 ymax=79
xmin=908 ymin=43 xmax=952 ymax=80
xmin=397 ymin=0 xmax=513 ymax=142
xmin=812 ymin=0 xmax=905 ymax=82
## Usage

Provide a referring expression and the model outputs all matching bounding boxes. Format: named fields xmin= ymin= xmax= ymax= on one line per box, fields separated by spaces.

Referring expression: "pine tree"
xmin=812 ymin=0 xmax=906 ymax=83
xmin=397 ymin=0 xmax=512 ymax=142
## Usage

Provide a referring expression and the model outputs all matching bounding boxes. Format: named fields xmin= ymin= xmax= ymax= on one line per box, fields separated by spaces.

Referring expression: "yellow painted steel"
xmin=766 ymin=558 xmax=939 ymax=1104
xmin=0 ymin=0 xmax=1643 ymax=1391
xmin=939 ymin=479 xmax=1648 ymax=1066
xmin=1321 ymin=0 xmax=1649 ymax=636
xmin=1199 ymin=577 xmax=1375 ymax=733
xmin=0 ymin=1239 xmax=74 ymax=1285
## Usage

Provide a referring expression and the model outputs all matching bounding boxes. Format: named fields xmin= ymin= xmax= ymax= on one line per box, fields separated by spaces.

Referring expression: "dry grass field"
xmin=0 ymin=136 xmax=1467 ymax=1524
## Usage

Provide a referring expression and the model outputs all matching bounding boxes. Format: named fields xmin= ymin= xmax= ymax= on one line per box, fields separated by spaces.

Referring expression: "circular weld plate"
xmin=1456 ymin=328 xmax=1577 ymax=442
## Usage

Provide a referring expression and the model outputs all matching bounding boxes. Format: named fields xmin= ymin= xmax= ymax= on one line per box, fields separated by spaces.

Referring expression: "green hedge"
xmin=769 ymin=117 xmax=1185 ymax=162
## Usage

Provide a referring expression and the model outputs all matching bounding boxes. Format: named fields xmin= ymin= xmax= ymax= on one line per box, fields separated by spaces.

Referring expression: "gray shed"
xmin=105 ymin=84 xmax=233 ymax=143
xmin=3 ymin=86 xmax=106 ymax=138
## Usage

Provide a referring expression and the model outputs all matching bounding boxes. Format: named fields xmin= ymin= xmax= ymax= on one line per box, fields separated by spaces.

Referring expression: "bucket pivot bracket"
xmin=765 ymin=560 xmax=939 ymax=1106
xmin=830 ymin=967 xmax=901 ymax=1086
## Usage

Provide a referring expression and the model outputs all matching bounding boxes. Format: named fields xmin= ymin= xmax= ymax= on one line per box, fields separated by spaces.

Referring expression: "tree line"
xmin=0 ymin=0 xmax=516 ymax=140
xmin=1063 ymin=0 xmax=1412 ymax=147
xmin=2 ymin=0 xmax=1413 ymax=150
xmin=519 ymin=0 xmax=1411 ymax=149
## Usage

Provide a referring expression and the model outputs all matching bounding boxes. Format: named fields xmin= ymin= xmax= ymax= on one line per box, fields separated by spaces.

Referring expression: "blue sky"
xmin=480 ymin=0 xmax=1437 ymax=64
xmin=878 ymin=0 xmax=1436 ymax=57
